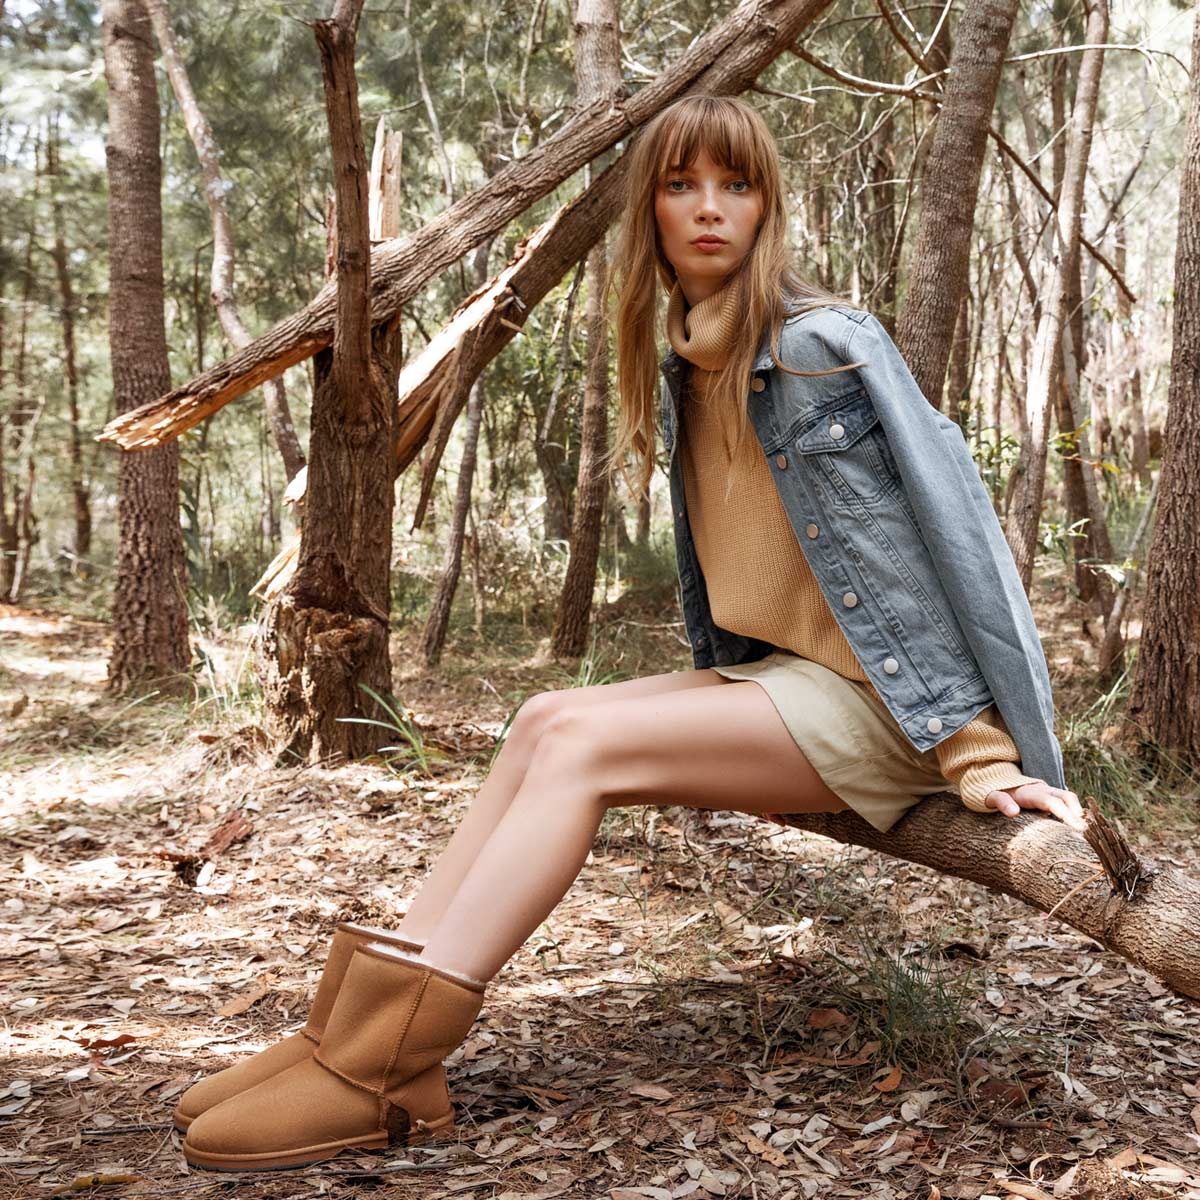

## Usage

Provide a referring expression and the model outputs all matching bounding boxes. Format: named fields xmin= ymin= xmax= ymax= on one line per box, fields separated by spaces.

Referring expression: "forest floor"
xmin=2 ymin=564 xmax=1200 ymax=1200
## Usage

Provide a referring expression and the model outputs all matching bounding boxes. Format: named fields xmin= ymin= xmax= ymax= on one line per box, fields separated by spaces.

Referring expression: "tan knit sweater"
xmin=667 ymin=276 xmax=1043 ymax=813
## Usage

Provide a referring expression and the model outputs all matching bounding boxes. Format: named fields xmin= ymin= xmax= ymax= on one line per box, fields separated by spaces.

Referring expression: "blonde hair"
xmin=600 ymin=95 xmax=863 ymax=502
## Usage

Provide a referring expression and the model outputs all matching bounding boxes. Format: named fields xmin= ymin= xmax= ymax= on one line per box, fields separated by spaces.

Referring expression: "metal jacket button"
xmin=829 ymin=422 xmax=845 ymax=439
xmin=751 ymin=377 xmax=766 ymax=392
xmin=842 ymin=592 xmax=858 ymax=608
xmin=926 ymin=717 xmax=943 ymax=733
xmin=883 ymin=657 xmax=899 ymax=674
xmin=775 ymin=453 xmax=788 ymax=469
xmin=805 ymin=523 xmax=819 ymax=538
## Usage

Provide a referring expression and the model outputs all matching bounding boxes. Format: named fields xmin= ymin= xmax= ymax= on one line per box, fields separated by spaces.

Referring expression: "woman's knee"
xmin=503 ymin=689 xmax=573 ymax=760
xmin=522 ymin=706 xmax=612 ymax=796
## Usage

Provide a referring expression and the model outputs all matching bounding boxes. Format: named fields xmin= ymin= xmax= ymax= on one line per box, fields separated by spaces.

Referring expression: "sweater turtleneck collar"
xmin=666 ymin=274 xmax=744 ymax=373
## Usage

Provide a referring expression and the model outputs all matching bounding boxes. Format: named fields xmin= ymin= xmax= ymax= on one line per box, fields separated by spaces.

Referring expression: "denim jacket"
xmin=659 ymin=302 xmax=1066 ymax=790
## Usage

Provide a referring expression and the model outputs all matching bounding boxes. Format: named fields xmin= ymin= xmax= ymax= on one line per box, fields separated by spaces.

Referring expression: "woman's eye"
xmin=729 ymin=179 xmax=750 ymax=192
xmin=665 ymin=179 xmax=688 ymax=192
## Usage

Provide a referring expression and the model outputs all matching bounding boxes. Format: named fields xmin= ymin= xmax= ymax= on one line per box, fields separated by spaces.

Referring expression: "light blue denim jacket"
xmin=659 ymin=302 xmax=1066 ymax=790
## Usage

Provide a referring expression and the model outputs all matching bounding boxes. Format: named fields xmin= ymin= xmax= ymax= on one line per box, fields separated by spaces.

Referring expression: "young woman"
xmin=177 ymin=95 xmax=1085 ymax=1172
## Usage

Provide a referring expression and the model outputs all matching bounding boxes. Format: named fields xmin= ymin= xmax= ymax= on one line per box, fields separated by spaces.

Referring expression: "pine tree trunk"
xmin=896 ymin=0 xmax=1020 ymax=407
xmin=551 ymin=0 xmax=621 ymax=659
xmin=101 ymin=0 xmax=191 ymax=694
xmin=1125 ymin=0 xmax=1200 ymax=770
xmin=1004 ymin=1 xmax=1108 ymax=593
xmin=421 ymin=242 xmax=493 ymax=665
xmin=552 ymin=236 xmax=611 ymax=657
xmin=47 ymin=114 xmax=91 ymax=567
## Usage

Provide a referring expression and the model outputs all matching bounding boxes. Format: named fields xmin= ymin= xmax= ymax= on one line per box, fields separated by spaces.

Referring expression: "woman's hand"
xmin=985 ymin=782 xmax=1087 ymax=831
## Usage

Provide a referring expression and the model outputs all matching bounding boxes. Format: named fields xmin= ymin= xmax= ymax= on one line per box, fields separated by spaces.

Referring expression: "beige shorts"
xmin=710 ymin=650 xmax=951 ymax=833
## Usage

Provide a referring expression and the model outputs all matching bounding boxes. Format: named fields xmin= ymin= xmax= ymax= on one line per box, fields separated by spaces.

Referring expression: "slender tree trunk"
xmin=895 ymin=0 xmax=1020 ymax=407
xmin=531 ymin=263 xmax=584 ymax=551
xmin=101 ymin=0 xmax=191 ymax=694
xmin=635 ymin=491 xmax=650 ymax=547
xmin=1125 ymin=0 xmax=1200 ymax=770
xmin=945 ymin=290 xmax=971 ymax=427
xmin=1004 ymin=1 xmax=1109 ymax=593
xmin=1115 ymin=216 xmax=1151 ymax=487
xmin=143 ymin=0 xmax=306 ymax=482
xmin=47 ymin=113 xmax=92 ymax=567
xmin=255 ymin=0 xmax=398 ymax=763
xmin=421 ymin=375 xmax=486 ymax=665
xmin=550 ymin=0 xmax=622 ymax=658
xmin=421 ymin=241 xmax=493 ymax=665
xmin=4 ymin=134 xmax=40 ymax=601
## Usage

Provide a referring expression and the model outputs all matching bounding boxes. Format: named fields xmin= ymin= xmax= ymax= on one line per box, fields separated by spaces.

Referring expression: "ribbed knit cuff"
xmin=957 ymin=766 xmax=1046 ymax=813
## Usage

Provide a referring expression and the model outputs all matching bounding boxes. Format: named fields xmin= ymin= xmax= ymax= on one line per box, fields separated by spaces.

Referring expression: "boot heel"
xmin=384 ymin=1062 xmax=455 ymax=1145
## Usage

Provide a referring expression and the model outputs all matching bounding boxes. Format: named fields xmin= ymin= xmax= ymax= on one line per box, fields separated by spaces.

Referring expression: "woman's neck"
xmin=666 ymin=274 xmax=744 ymax=373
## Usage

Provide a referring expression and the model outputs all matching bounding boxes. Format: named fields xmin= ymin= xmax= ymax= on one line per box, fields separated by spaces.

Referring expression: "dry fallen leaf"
xmin=998 ymin=1183 xmax=1054 ymax=1200
xmin=808 ymin=1006 xmax=850 ymax=1029
xmin=216 ymin=976 xmax=274 ymax=1017
xmin=731 ymin=1127 xmax=788 ymax=1168
xmin=873 ymin=1063 xmax=903 ymax=1092
xmin=53 ymin=1176 xmax=143 ymax=1195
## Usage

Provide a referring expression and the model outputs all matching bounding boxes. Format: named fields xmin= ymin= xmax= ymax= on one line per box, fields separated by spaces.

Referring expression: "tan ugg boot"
xmin=181 ymin=943 xmax=486 ymax=1172
xmin=172 ymin=923 xmax=426 ymax=1132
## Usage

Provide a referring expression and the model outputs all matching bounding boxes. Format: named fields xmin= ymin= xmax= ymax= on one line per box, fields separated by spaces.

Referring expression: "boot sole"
xmin=182 ymin=1112 xmax=454 ymax=1173
xmin=173 ymin=1108 xmax=193 ymax=1134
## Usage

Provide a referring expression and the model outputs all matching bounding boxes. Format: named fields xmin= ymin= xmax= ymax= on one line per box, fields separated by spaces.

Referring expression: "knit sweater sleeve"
xmin=933 ymin=704 xmax=1045 ymax=813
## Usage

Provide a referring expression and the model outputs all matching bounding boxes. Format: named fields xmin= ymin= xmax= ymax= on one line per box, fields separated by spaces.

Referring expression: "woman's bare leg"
xmin=419 ymin=678 xmax=850 ymax=982
xmin=395 ymin=667 xmax=733 ymax=943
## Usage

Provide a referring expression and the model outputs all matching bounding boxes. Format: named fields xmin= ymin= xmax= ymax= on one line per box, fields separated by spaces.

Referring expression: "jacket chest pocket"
xmin=791 ymin=389 xmax=900 ymax=507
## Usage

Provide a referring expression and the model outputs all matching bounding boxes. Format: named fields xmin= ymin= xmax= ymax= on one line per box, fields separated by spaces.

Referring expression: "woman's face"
xmin=654 ymin=145 xmax=763 ymax=304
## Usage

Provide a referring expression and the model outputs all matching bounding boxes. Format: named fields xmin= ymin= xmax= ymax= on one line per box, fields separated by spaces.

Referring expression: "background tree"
xmin=1125 ymin=0 xmax=1200 ymax=770
xmin=255 ymin=0 xmax=400 ymax=762
xmin=101 ymin=0 xmax=190 ymax=693
xmin=550 ymin=0 xmax=622 ymax=660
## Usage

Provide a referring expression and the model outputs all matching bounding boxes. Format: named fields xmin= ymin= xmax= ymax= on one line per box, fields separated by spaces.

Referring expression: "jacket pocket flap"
xmin=795 ymin=390 xmax=878 ymax=454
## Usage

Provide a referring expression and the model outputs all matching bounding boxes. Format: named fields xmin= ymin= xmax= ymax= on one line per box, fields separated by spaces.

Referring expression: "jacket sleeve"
xmin=838 ymin=312 xmax=1067 ymax=790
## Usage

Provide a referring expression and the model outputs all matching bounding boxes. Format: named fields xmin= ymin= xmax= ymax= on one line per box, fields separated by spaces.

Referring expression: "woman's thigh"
xmin=514 ymin=665 xmax=728 ymax=745
xmin=534 ymin=677 xmax=852 ymax=818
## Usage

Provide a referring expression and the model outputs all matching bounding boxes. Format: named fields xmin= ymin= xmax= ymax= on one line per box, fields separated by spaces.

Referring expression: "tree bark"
xmin=777 ymin=793 xmax=1200 ymax=1001
xmin=4 ymin=133 xmax=41 ymax=602
xmin=551 ymin=0 xmax=622 ymax=659
xmin=421 ymin=241 xmax=493 ymax=665
xmin=143 ymin=0 xmax=306 ymax=482
xmin=895 ymin=0 xmax=1020 ymax=408
xmin=1004 ymin=1 xmax=1108 ymax=594
xmin=255 ymin=0 xmax=398 ymax=763
xmin=47 ymin=112 xmax=92 ymax=568
xmin=101 ymin=0 xmax=191 ymax=695
xmin=1125 ymin=0 xmax=1200 ymax=770
xmin=97 ymin=0 xmax=836 ymax=452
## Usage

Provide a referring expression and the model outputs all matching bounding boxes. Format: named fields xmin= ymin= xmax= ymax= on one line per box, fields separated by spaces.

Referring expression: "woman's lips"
xmin=691 ymin=238 xmax=727 ymax=253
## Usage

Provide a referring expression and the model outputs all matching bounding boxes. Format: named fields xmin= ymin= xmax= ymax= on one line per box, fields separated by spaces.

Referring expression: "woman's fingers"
xmin=985 ymin=786 xmax=1087 ymax=831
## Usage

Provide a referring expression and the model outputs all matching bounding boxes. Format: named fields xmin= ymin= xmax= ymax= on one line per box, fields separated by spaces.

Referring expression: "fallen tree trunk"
xmin=96 ymin=0 xmax=835 ymax=453
xmin=777 ymin=794 xmax=1200 ymax=1000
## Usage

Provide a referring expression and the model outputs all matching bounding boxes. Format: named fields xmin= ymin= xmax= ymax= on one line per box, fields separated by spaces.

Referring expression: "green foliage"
xmin=1038 ymin=514 xmax=1091 ymax=565
xmin=1058 ymin=662 xmax=1200 ymax=827
xmin=337 ymin=682 xmax=447 ymax=778
xmin=823 ymin=925 xmax=993 ymax=1074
